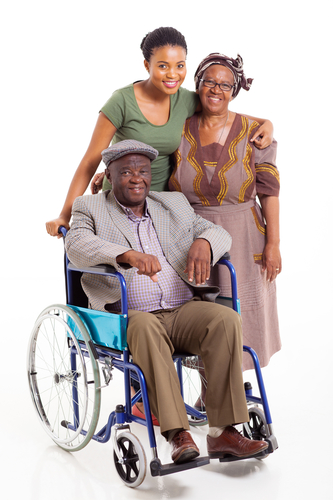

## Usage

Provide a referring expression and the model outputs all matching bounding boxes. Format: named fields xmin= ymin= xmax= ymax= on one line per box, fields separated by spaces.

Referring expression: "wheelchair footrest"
xmin=150 ymin=456 xmax=210 ymax=477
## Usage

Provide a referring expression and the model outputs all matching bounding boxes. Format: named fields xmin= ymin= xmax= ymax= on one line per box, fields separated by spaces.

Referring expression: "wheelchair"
xmin=27 ymin=227 xmax=278 ymax=488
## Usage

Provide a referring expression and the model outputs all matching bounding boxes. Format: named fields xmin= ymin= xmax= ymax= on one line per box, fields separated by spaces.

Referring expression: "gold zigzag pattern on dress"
xmin=185 ymin=120 xmax=210 ymax=206
xmin=255 ymin=163 xmax=280 ymax=183
xmin=238 ymin=121 xmax=257 ymax=203
xmin=239 ymin=144 xmax=253 ymax=203
xmin=203 ymin=161 xmax=218 ymax=168
xmin=217 ymin=116 xmax=248 ymax=204
xmin=251 ymin=207 xmax=266 ymax=235
xmin=169 ymin=149 xmax=182 ymax=192
xmin=249 ymin=121 xmax=259 ymax=135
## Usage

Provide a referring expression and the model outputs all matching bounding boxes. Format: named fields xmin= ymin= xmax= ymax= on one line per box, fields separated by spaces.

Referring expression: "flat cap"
xmin=102 ymin=139 xmax=159 ymax=167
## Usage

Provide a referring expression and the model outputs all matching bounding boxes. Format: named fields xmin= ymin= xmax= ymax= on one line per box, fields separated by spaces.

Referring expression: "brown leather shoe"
xmin=207 ymin=426 xmax=268 ymax=459
xmin=171 ymin=430 xmax=200 ymax=464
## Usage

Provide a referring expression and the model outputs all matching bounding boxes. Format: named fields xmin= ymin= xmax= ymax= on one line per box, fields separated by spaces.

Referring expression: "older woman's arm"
xmin=257 ymin=194 xmax=281 ymax=283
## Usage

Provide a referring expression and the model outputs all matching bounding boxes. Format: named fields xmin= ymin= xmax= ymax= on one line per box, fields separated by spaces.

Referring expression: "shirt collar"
xmin=114 ymin=195 xmax=150 ymax=222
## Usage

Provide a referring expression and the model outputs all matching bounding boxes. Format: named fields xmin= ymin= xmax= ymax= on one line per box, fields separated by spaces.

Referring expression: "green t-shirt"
xmin=100 ymin=84 xmax=198 ymax=191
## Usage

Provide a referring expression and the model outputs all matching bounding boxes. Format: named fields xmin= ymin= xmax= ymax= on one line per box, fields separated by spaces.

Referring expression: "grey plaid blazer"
xmin=65 ymin=190 xmax=232 ymax=312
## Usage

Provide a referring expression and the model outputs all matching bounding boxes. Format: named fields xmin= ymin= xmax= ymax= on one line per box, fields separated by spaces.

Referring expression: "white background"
xmin=1 ymin=0 xmax=332 ymax=498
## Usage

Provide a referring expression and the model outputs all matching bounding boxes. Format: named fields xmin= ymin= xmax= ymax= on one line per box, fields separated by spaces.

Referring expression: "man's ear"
xmin=105 ymin=167 xmax=111 ymax=183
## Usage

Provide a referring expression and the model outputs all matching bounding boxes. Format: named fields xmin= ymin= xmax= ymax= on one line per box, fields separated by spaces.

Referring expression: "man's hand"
xmin=185 ymin=239 xmax=211 ymax=285
xmin=116 ymin=250 xmax=161 ymax=282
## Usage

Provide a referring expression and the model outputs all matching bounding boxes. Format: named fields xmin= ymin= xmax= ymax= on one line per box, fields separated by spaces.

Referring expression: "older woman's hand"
xmin=262 ymin=242 xmax=281 ymax=282
xmin=251 ymin=120 xmax=273 ymax=149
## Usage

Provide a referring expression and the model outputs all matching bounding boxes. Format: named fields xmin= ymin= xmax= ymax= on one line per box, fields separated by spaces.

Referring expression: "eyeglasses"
xmin=199 ymin=79 xmax=234 ymax=92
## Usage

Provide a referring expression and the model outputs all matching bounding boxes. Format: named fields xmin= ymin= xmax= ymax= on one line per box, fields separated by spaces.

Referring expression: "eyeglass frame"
xmin=199 ymin=78 xmax=234 ymax=93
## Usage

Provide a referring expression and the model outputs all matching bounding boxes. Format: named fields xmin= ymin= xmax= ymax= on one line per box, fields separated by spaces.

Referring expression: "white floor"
xmin=2 ymin=277 xmax=332 ymax=500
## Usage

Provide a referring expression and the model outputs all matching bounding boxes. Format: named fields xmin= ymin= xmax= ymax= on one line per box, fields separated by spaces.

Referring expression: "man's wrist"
xmin=116 ymin=250 xmax=135 ymax=267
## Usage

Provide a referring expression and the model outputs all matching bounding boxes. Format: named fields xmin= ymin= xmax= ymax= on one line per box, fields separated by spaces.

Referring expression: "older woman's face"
xmin=198 ymin=65 xmax=234 ymax=114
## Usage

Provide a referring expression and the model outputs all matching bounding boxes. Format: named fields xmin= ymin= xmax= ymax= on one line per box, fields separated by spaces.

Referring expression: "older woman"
xmin=169 ymin=53 xmax=281 ymax=371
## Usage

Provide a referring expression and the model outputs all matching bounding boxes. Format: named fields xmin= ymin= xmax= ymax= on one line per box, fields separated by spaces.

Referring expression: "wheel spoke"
xmin=28 ymin=305 xmax=101 ymax=451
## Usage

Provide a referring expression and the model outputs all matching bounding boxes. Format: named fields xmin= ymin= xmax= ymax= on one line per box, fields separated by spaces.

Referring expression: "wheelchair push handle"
xmin=58 ymin=226 xmax=68 ymax=238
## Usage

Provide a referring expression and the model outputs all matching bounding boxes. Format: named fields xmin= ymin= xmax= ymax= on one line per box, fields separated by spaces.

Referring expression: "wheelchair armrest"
xmin=67 ymin=263 xmax=117 ymax=276
xmin=217 ymin=252 xmax=230 ymax=263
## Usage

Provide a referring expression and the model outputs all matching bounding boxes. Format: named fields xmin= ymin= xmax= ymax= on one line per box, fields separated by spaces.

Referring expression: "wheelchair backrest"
xmin=63 ymin=254 xmax=89 ymax=308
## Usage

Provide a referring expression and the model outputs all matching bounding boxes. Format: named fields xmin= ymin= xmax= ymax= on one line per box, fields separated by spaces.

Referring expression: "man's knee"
xmin=200 ymin=303 xmax=243 ymax=349
xmin=217 ymin=305 xmax=242 ymax=328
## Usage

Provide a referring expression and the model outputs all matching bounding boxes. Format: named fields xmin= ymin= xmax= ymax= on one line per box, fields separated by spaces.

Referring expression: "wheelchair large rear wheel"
xmin=27 ymin=304 xmax=101 ymax=451
xmin=181 ymin=356 xmax=208 ymax=426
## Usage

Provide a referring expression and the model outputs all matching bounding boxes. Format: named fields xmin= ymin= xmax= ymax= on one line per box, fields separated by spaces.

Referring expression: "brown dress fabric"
xmin=169 ymin=113 xmax=281 ymax=370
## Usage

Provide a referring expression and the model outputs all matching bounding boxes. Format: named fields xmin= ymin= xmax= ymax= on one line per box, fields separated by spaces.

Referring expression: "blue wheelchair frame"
xmin=60 ymin=226 xmax=277 ymax=477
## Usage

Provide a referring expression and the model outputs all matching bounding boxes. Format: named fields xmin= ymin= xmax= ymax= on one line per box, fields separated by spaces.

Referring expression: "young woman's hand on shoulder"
xmin=250 ymin=119 xmax=274 ymax=149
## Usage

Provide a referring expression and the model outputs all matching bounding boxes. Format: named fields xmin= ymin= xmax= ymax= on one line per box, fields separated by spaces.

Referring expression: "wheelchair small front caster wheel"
xmin=243 ymin=406 xmax=270 ymax=459
xmin=113 ymin=432 xmax=147 ymax=488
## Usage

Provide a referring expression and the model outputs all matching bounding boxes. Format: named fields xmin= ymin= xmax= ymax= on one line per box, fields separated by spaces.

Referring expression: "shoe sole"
xmin=208 ymin=442 xmax=268 ymax=459
xmin=174 ymin=448 xmax=200 ymax=465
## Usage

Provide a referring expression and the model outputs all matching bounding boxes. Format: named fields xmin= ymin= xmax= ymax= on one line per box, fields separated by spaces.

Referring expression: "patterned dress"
xmin=169 ymin=113 xmax=281 ymax=370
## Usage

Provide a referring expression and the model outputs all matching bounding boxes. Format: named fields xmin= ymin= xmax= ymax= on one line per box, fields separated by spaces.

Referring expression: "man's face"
xmin=106 ymin=154 xmax=152 ymax=213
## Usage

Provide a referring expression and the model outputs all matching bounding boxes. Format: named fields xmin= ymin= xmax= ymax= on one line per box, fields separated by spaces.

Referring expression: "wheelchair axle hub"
xmin=53 ymin=370 xmax=80 ymax=385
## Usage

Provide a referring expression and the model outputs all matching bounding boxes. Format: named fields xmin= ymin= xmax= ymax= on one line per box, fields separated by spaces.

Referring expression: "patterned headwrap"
xmin=194 ymin=53 xmax=253 ymax=98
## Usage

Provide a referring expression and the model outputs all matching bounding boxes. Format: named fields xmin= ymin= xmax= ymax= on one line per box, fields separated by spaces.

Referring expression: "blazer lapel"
xmin=106 ymin=192 xmax=138 ymax=250
xmin=148 ymin=198 xmax=170 ymax=259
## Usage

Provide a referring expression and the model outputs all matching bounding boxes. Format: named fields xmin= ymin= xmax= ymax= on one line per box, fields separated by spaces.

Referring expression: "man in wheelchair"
xmin=65 ymin=139 xmax=268 ymax=465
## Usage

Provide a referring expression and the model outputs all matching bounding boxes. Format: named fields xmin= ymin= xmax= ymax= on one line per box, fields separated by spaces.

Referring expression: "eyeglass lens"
xmin=202 ymin=79 xmax=233 ymax=92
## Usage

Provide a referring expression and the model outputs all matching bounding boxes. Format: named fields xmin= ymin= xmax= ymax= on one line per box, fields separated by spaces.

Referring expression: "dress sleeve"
xmin=100 ymin=88 xmax=125 ymax=130
xmin=254 ymin=139 xmax=280 ymax=197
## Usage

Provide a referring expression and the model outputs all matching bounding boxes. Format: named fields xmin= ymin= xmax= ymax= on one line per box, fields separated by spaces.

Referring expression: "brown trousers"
xmin=127 ymin=299 xmax=249 ymax=437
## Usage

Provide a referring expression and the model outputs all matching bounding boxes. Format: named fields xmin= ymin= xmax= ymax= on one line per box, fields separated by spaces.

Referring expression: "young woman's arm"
xmin=244 ymin=115 xmax=274 ymax=149
xmin=46 ymin=113 xmax=117 ymax=237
